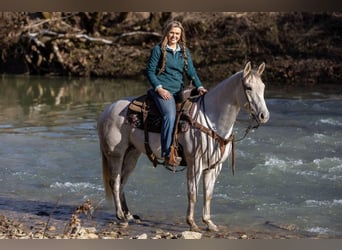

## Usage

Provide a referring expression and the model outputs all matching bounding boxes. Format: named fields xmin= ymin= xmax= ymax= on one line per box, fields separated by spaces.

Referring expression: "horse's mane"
xmin=210 ymin=68 xmax=262 ymax=92
xmin=209 ymin=71 xmax=242 ymax=93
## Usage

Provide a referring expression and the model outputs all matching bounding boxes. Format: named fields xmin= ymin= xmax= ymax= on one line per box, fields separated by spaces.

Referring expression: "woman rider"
xmin=146 ymin=20 xmax=207 ymax=166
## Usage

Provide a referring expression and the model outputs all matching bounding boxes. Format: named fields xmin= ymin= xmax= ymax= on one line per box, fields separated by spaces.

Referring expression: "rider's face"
xmin=167 ymin=27 xmax=181 ymax=47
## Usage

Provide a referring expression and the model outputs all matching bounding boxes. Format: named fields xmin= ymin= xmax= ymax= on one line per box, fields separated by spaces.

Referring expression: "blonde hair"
xmin=158 ymin=20 xmax=188 ymax=74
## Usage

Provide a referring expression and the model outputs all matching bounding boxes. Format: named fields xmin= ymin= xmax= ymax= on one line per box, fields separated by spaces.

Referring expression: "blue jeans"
xmin=149 ymin=89 xmax=177 ymax=158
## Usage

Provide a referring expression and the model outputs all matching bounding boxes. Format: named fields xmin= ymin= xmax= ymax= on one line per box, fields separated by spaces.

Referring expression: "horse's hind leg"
xmin=106 ymin=155 xmax=127 ymax=224
xmin=119 ymin=146 xmax=141 ymax=222
xmin=106 ymin=147 xmax=140 ymax=226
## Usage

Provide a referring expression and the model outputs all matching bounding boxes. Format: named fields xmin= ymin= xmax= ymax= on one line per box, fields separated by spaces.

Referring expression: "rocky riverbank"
xmin=0 ymin=213 xmax=320 ymax=239
xmin=0 ymin=200 xmax=332 ymax=239
xmin=0 ymin=12 xmax=341 ymax=85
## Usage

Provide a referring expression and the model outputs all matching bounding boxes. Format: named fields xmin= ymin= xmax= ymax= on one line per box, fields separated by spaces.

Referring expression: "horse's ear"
xmin=257 ymin=62 xmax=265 ymax=75
xmin=243 ymin=61 xmax=251 ymax=78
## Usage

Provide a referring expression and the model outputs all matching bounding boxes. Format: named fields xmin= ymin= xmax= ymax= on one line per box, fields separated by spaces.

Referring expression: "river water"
xmin=0 ymin=75 xmax=341 ymax=238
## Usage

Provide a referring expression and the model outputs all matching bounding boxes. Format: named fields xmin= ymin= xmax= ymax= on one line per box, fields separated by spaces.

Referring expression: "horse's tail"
xmin=97 ymin=108 xmax=113 ymax=201
xmin=101 ymin=150 xmax=113 ymax=201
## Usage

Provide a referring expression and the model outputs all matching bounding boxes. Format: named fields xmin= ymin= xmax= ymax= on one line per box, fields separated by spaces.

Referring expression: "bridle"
xmin=234 ymin=74 xmax=261 ymax=142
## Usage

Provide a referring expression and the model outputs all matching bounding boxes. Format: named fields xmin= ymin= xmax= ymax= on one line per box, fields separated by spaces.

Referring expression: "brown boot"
xmin=164 ymin=156 xmax=182 ymax=166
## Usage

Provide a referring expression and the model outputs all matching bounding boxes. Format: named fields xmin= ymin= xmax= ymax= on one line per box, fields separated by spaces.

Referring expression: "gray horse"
xmin=97 ymin=62 xmax=270 ymax=231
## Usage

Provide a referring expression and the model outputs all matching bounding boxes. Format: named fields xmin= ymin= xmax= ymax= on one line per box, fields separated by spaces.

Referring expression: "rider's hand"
xmin=198 ymin=88 xmax=208 ymax=95
xmin=157 ymin=87 xmax=171 ymax=100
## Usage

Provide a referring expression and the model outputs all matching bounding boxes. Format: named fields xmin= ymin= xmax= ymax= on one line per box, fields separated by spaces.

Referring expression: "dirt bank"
xmin=0 ymin=12 xmax=341 ymax=85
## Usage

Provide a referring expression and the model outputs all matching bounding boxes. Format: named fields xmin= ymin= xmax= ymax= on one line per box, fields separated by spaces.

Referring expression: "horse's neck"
xmin=200 ymin=73 xmax=242 ymax=137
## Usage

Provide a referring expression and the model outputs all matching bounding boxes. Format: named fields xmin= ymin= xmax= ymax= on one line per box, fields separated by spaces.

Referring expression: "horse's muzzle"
xmin=257 ymin=110 xmax=270 ymax=124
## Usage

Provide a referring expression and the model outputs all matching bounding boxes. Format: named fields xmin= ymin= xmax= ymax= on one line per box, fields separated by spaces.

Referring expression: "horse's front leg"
xmin=202 ymin=165 xmax=222 ymax=232
xmin=186 ymin=164 xmax=202 ymax=232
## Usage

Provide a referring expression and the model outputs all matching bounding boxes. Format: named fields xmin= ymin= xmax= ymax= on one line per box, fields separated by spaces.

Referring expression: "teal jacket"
xmin=146 ymin=44 xmax=203 ymax=94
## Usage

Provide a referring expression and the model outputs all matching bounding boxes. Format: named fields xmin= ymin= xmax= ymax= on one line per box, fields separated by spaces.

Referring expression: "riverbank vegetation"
xmin=0 ymin=12 xmax=341 ymax=85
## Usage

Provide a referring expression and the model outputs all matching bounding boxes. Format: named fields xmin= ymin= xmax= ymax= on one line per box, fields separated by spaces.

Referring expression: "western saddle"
xmin=125 ymin=89 xmax=199 ymax=168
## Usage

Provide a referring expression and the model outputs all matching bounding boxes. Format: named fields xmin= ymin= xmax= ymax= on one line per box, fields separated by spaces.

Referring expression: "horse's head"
xmin=240 ymin=61 xmax=270 ymax=125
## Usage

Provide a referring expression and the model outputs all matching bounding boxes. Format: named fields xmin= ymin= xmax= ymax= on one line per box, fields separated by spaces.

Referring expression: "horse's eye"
xmin=246 ymin=86 xmax=252 ymax=91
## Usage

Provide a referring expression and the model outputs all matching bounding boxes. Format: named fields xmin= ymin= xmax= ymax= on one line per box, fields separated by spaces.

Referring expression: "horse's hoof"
xmin=125 ymin=214 xmax=141 ymax=224
xmin=207 ymin=225 xmax=219 ymax=232
xmin=206 ymin=222 xmax=219 ymax=232
xmin=132 ymin=214 xmax=141 ymax=223
xmin=133 ymin=214 xmax=141 ymax=220
xmin=190 ymin=225 xmax=201 ymax=232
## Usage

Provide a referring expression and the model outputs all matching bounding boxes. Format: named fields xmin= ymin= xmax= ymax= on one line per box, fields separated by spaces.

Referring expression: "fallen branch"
xmin=26 ymin=30 xmax=113 ymax=45
xmin=119 ymin=31 xmax=161 ymax=38
xmin=24 ymin=30 xmax=161 ymax=47
xmin=74 ymin=34 xmax=112 ymax=44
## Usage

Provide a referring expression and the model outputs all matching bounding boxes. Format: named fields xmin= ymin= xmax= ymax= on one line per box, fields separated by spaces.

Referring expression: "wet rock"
xmin=152 ymin=229 xmax=178 ymax=239
xmin=181 ymin=231 xmax=202 ymax=239
xmin=100 ymin=231 xmax=121 ymax=239
xmin=154 ymin=229 xmax=164 ymax=234
xmin=85 ymin=227 xmax=97 ymax=234
xmin=239 ymin=234 xmax=248 ymax=239
xmin=265 ymin=221 xmax=297 ymax=231
xmin=134 ymin=233 xmax=148 ymax=239
xmin=86 ymin=233 xmax=99 ymax=239
xmin=73 ymin=227 xmax=99 ymax=239
xmin=151 ymin=234 xmax=162 ymax=239
xmin=227 ymin=236 xmax=238 ymax=240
